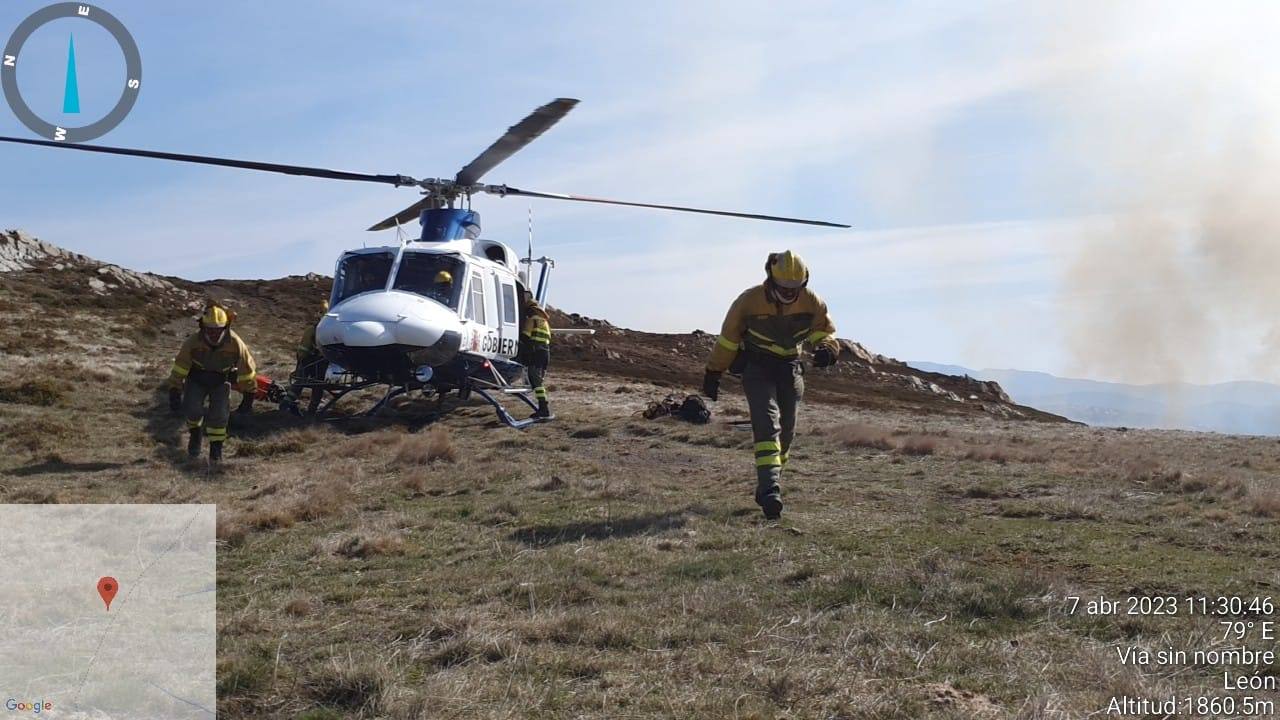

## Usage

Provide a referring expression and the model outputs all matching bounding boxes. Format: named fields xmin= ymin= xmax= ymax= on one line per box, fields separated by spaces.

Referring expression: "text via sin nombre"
xmin=1061 ymin=595 xmax=1276 ymax=717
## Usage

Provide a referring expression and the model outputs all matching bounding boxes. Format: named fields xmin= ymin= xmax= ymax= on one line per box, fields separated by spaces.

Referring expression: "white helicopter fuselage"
xmin=315 ymin=237 xmax=529 ymax=384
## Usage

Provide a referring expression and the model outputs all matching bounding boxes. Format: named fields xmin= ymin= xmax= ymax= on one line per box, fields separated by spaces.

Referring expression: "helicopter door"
xmin=495 ymin=275 xmax=518 ymax=358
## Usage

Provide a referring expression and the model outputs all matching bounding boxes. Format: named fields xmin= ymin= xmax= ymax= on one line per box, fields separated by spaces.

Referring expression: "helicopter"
xmin=0 ymin=98 xmax=849 ymax=428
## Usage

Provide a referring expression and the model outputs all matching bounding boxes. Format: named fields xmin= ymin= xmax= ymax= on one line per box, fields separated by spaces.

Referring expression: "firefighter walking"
xmin=702 ymin=251 xmax=839 ymax=520
xmin=168 ymin=302 xmax=258 ymax=465
xmin=520 ymin=290 xmax=554 ymax=419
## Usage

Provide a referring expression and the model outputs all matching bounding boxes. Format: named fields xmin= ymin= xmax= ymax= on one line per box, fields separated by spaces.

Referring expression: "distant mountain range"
xmin=908 ymin=362 xmax=1280 ymax=436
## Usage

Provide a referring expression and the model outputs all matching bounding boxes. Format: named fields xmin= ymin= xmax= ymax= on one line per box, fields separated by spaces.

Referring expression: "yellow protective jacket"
xmin=297 ymin=323 xmax=318 ymax=361
xmin=169 ymin=329 xmax=257 ymax=392
xmin=521 ymin=301 xmax=551 ymax=346
xmin=706 ymin=284 xmax=839 ymax=373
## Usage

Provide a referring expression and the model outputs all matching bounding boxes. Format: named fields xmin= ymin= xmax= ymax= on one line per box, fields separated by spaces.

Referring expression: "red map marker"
xmin=97 ymin=576 xmax=119 ymax=611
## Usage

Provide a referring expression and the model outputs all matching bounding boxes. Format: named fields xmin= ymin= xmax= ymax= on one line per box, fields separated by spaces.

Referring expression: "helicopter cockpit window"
xmin=334 ymin=252 xmax=394 ymax=302
xmin=392 ymin=252 xmax=465 ymax=308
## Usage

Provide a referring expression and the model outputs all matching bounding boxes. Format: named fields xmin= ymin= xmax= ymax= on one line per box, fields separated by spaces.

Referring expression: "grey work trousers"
xmin=523 ymin=345 xmax=550 ymax=403
xmin=183 ymin=378 xmax=231 ymax=442
xmin=741 ymin=358 xmax=804 ymax=503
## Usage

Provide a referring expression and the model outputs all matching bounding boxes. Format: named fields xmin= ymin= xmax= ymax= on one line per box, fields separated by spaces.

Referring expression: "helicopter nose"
xmin=344 ymin=320 xmax=394 ymax=346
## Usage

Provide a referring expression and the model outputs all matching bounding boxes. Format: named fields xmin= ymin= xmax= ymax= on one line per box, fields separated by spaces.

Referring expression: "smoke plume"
xmin=1039 ymin=4 xmax=1280 ymax=385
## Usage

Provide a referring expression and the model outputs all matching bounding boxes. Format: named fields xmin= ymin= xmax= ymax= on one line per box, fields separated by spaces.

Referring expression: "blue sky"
xmin=4 ymin=1 xmax=1280 ymax=384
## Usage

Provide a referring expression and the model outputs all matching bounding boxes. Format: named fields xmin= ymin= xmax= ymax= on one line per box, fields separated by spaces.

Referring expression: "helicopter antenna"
xmin=527 ymin=204 xmax=533 ymax=264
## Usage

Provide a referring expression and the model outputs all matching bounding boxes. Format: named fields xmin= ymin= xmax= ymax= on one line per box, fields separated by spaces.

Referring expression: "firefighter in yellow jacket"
xmin=519 ymin=290 xmax=553 ymax=419
xmin=167 ymin=303 xmax=257 ymax=464
xmin=702 ymin=251 xmax=839 ymax=520
xmin=288 ymin=299 xmax=330 ymax=415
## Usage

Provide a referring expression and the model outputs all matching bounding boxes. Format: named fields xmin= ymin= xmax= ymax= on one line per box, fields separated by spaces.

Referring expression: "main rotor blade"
xmin=488 ymin=186 xmax=851 ymax=228
xmin=454 ymin=98 xmax=579 ymax=186
xmin=0 ymin=135 xmax=418 ymax=186
xmin=369 ymin=197 xmax=433 ymax=232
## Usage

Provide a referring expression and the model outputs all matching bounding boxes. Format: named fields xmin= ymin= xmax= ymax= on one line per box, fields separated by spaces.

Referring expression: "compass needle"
xmin=63 ymin=33 xmax=79 ymax=114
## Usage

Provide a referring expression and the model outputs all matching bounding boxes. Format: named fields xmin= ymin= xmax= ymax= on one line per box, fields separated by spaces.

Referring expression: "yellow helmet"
xmin=198 ymin=303 xmax=231 ymax=346
xmin=767 ymin=250 xmax=808 ymax=289
xmin=199 ymin=303 xmax=230 ymax=328
xmin=435 ymin=270 xmax=453 ymax=284
xmin=321 ymin=299 xmax=330 ymax=313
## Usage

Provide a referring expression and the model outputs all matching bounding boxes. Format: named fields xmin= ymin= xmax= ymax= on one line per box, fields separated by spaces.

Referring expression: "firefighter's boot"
xmin=307 ymin=390 xmax=324 ymax=416
xmin=533 ymin=398 xmax=553 ymax=420
xmin=756 ymin=482 xmax=783 ymax=521
xmin=187 ymin=428 xmax=201 ymax=458
xmin=209 ymin=441 xmax=224 ymax=467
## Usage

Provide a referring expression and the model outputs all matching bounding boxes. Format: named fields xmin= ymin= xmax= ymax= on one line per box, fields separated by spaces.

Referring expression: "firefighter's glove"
xmin=236 ymin=393 xmax=254 ymax=415
xmin=168 ymin=387 xmax=182 ymax=413
xmin=813 ymin=346 xmax=837 ymax=368
xmin=701 ymin=370 xmax=721 ymax=401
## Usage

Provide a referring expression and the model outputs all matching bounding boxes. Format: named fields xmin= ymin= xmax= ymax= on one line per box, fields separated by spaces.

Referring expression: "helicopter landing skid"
xmin=471 ymin=387 xmax=544 ymax=429
xmin=308 ymin=379 xmax=384 ymax=418
xmin=365 ymin=384 xmax=410 ymax=416
xmin=466 ymin=359 xmax=549 ymax=429
xmin=285 ymin=358 xmax=547 ymax=427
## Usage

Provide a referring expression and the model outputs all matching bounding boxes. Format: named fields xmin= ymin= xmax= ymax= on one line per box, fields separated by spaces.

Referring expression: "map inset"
xmin=0 ymin=504 xmax=216 ymax=718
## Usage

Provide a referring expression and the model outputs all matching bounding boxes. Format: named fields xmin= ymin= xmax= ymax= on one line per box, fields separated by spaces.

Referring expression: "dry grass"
xmin=569 ymin=426 xmax=611 ymax=439
xmin=835 ymin=422 xmax=894 ymax=450
xmin=895 ymin=434 xmax=939 ymax=456
xmin=234 ymin=429 xmax=326 ymax=458
xmin=1249 ymin=486 xmax=1280 ymax=517
xmin=399 ymin=470 xmax=431 ymax=495
xmin=0 ymin=378 xmax=63 ymax=406
xmin=242 ymin=477 xmax=353 ymax=531
xmin=0 ymin=415 xmax=76 ymax=454
xmin=216 ymin=514 xmax=248 ymax=547
xmin=834 ymin=424 xmax=948 ymax=457
xmin=963 ymin=446 xmax=1011 ymax=464
xmin=2 ymin=282 xmax=1277 ymax=720
xmin=295 ymin=477 xmax=353 ymax=520
xmin=323 ymin=531 xmax=406 ymax=559
xmin=283 ymin=597 xmax=314 ymax=617
xmin=304 ymin=655 xmax=390 ymax=714
xmin=5 ymin=487 xmax=60 ymax=503
xmin=389 ymin=425 xmax=457 ymax=466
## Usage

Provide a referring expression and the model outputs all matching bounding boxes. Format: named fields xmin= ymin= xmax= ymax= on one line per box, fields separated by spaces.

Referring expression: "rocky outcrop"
xmin=2 ymin=229 xmax=192 ymax=299
xmin=0 ymin=229 xmax=87 ymax=272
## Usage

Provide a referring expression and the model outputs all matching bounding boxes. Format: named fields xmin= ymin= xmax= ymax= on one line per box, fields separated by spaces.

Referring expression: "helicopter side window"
xmin=334 ymin=252 xmax=394 ymax=302
xmin=392 ymin=252 xmax=464 ymax=309
xmin=466 ymin=272 xmax=486 ymax=324
xmin=501 ymin=283 xmax=517 ymax=324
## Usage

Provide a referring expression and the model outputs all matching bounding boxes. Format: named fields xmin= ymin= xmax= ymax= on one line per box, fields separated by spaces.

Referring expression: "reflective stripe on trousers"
xmin=527 ymin=358 xmax=548 ymax=404
xmin=741 ymin=359 xmax=804 ymax=500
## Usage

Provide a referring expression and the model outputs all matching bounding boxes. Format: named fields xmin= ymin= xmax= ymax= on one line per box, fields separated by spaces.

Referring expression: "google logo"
xmin=4 ymin=699 xmax=51 ymax=714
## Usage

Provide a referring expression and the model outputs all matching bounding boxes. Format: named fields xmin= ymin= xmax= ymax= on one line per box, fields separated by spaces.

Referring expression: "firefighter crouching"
xmin=519 ymin=290 xmax=554 ymax=420
xmin=289 ymin=299 xmax=331 ymax=415
xmin=168 ymin=302 xmax=258 ymax=464
xmin=701 ymin=251 xmax=839 ymax=520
